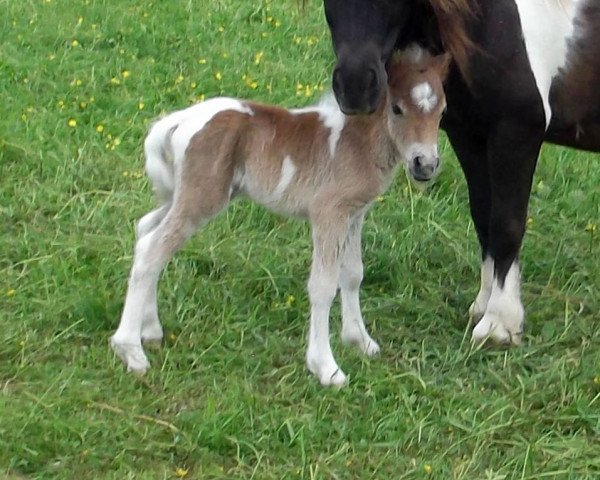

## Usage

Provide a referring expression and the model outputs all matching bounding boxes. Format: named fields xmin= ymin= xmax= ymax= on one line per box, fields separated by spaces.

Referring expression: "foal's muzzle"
xmin=409 ymin=155 xmax=440 ymax=182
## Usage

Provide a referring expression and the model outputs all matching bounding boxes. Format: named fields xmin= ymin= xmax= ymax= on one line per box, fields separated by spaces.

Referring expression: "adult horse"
xmin=323 ymin=0 xmax=600 ymax=344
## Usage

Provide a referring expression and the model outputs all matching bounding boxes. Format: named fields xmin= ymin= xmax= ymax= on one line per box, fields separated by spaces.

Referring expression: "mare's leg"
xmin=472 ymin=120 xmax=544 ymax=344
xmin=306 ymin=208 xmax=350 ymax=387
xmin=444 ymin=126 xmax=493 ymax=322
xmin=339 ymin=211 xmax=380 ymax=356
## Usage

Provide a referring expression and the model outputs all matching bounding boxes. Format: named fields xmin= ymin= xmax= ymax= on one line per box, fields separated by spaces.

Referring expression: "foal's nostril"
xmin=413 ymin=155 xmax=423 ymax=168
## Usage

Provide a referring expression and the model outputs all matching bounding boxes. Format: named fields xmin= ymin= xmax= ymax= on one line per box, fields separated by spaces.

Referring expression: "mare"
xmin=324 ymin=0 xmax=600 ymax=344
xmin=110 ymin=47 xmax=450 ymax=387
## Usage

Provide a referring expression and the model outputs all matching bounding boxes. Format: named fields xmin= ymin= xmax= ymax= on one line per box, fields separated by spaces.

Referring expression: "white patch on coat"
xmin=472 ymin=261 xmax=524 ymax=344
xmin=411 ymin=82 xmax=438 ymax=113
xmin=514 ymin=0 xmax=582 ymax=128
xmin=469 ymin=256 xmax=494 ymax=320
xmin=169 ymin=97 xmax=253 ymax=163
xmin=291 ymin=93 xmax=346 ymax=157
xmin=272 ymin=155 xmax=297 ymax=198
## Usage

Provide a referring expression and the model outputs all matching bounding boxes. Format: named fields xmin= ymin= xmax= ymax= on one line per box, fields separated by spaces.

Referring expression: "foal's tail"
xmin=143 ymin=118 xmax=177 ymax=203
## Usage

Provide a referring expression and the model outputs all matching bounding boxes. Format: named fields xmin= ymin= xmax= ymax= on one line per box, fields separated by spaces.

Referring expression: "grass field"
xmin=1 ymin=0 xmax=599 ymax=478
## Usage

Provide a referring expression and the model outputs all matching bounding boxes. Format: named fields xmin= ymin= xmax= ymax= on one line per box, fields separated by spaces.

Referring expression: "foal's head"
xmin=385 ymin=47 xmax=450 ymax=182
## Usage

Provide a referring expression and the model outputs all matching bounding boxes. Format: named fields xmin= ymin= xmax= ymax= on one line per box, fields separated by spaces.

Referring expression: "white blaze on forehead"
xmin=291 ymin=93 xmax=345 ymax=157
xmin=272 ymin=155 xmax=297 ymax=198
xmin=170 ymin=97 xmax=254 ymax=163
xmin=514 ymin=0 xmax=582 ymax=128
xmin=411 ymin=82 xmax=438 ymax=113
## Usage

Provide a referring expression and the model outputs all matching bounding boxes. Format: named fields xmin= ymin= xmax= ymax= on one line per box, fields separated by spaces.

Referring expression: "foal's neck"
xmin=342 ymin=91 xmax=399 ymax=170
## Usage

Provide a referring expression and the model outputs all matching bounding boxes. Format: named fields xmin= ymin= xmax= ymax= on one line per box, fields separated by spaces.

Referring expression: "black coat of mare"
xmin=323 ymin=0 xmax=599 ymax=344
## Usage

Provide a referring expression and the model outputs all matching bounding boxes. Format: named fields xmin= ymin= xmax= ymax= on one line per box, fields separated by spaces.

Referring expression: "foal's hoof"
xmin=341 ymin=332 xmax=381 ymax=357
xmin=110 ymin=337 xmax=150 ymax=374
xmin=307 ymin=359 xmax=348 ymax=388
xmin=472 ymin=314 xmax=522 ymax=346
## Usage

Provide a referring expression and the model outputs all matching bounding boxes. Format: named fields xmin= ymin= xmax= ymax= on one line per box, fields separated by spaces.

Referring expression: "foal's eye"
xmin=392 ymin=104 xmax=403 ymax=115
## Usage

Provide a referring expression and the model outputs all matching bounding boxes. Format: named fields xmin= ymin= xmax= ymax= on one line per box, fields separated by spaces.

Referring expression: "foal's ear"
xmin=432 ymin=52 xmax=452 ymax=80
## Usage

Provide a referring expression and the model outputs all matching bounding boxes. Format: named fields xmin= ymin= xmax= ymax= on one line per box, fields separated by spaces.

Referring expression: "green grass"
xmin=1 ymin=0 xmax=599 ymax=478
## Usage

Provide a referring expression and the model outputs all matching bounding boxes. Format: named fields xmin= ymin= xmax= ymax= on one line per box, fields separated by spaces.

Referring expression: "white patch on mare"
xmin=272 ymin=155 xmax=297 ymax=198
xmin=469 ymin=256 xmax=494 ymax=321
xmin=291 ymin=93 xmax=346 ymax=157
xmin=472 ymin=261 xmax=524 ymax=345
xmin=411 ymin=82 xmax=438 ymax=113
xmin=170 ymin=97 xmax=254 ymax=163
xmin=514 ymin=0 xmax=582 ymax=128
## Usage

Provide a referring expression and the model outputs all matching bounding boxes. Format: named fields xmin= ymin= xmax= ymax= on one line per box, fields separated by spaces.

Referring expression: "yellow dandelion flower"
xmin=594 ymin=376 xmax=600 ymax=385
xmin=48 ymin=53 xmax=56 ymax=60
xmin=274 ymin=20 xmax=281 ymax=27
xmin=57 ymin=100 xmax=64 ymax=108
xmin=122 ymin=171 xmax=129 ymax=177
xmin=197 ymin=58 xmax=207 ymax=64
xmin=138 ymin=102 xmax=145 ymax=110
xmin=285 ymin=294 xmax=295 ymax=306
xmin=79 ymin=101 xmax=87 ymax=109
xmin=214 ymin=71 xmax=222 ymax=81
xmin=143 ymin=11 xmax=149 ymax=17
xmin=68 ymin=119 xmax=77 ymax=128
xmin=71 ymin=39 xmax=80 ymax=47
xmin=77 ymin=17 xmax=83 ymax=25
xmin=221 ymin=52 xmax=229 ymax=59
xmin=217 ymin=26 xmax=224 ymax=32
xmin=197 ymin=94 xmax=205 ymax=102
xmin=267 ymin=16 xmax=273 ymax=22
xmin=110 ymin=77 xmax=121 ymax=85
xmin=377 ymin=195 xmax=385 ymax=202
xmin=261 ymin=32 xmax=268 ymax=38
xmin=527 ymin=217 xmax=534 ymax=227
xmin=169 ymin=333 xmax=177 ymax=341
xmin=122 ymin=70 xmax=131 ymax=78
xmin=119 ymin=48 xmax=125 ymax=54
xmin=113 ymin=138 xmax=121 ymax=146
xmin=586 ymin=222 xmax=597 ymax=233
xmin=190 ymin=82 xmax=197 ymax=89
xmin=96 ymin=124 xmax=104 ymax=133
xmin=253 ymin=51 xmax=264 ymax=65
xmin=175 ymin=74 xmax=184 ymax=84
xmin=293 ymin=36 xmax=302 ymax=45
xmin=175 ymin=467 xmax=188 ymax=478
xmin=424 ymin=464 xmax=432 ymax=474
xmin=21 ymin=113 xmax=27 ymax=122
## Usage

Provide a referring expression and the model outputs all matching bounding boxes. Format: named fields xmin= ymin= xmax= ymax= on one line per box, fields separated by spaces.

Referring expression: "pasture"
xmin=1 ymin=0 xmax=599 ymax=478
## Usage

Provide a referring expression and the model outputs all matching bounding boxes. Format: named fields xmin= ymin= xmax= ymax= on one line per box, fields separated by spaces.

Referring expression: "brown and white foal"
xmin=111 ymin=46 xmax=449 ymax=387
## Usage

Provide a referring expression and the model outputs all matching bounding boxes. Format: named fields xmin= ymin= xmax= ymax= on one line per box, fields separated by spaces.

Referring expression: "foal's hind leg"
xmin=135 ymin=204 xmax=171 ymax=343
xmin=339 ymin=211 xmax=380 ymax=356
xmin=112 ymin=179 xmax=232 ymax=372
xmin=111 ymin=209 xmax=199 ymax=372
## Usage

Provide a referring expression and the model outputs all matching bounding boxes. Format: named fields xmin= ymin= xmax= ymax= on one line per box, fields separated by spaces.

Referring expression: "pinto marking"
xmin=272 ymin=155 xmax=297 ymax=198
xmin=292 ymin=93 xmax=346 ymax=156
xmin=514 ymin=0 xmax=582 ymax=128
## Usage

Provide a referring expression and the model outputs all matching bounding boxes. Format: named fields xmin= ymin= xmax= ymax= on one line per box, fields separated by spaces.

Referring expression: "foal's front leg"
xmin=339 ymin=212 xmax=380 ymax=356
xmin=305 ymin=212 xmax=349 ymax=387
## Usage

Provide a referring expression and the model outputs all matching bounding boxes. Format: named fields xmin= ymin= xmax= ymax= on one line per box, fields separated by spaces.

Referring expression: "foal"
xmin=111 ymin=46 xmax=449 ymax=387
